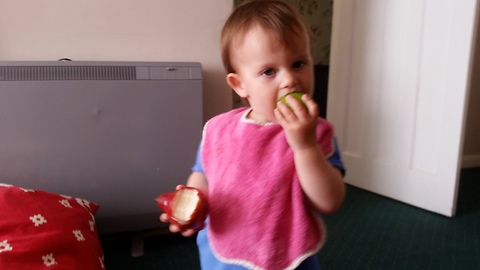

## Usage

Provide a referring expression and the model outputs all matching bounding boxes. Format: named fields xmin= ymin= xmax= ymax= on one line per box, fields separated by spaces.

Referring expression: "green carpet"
xmin=318 ymin=168 xmax=480 ymax=270
xmin=102 ymin=168 xmax=480 ymax=269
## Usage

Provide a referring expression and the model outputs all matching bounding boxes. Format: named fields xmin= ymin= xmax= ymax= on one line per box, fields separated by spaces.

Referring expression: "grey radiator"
xmin=0 ymin=61 xmax=203 ymax=234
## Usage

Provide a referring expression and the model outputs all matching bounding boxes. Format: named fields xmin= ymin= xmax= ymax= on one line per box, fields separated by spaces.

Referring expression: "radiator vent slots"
xmin=0 ymin=65 xmax=137 ymax=81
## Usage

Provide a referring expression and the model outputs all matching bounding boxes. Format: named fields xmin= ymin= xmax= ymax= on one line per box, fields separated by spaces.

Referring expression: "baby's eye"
xmin=292 ymin=61 xmax=305 ymax=69
xmin=262 ymin=68 xmax=276 ymax=77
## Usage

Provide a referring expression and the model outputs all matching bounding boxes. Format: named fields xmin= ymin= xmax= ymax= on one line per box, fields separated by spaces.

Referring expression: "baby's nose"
xmin=279 ymin=70 xmax=298 ymax=89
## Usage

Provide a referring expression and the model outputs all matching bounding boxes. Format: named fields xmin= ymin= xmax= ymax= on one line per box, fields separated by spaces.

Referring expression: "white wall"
xmin=0 ymin=0 xmax=233 ymax=121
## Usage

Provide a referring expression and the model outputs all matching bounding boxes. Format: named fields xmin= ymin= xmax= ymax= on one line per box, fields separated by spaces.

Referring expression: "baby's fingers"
xmin=160 ymin=213 xmax=180 ymax=232
xmin=159 ymin=213 xmax=170 ymax=223
xmin=159 ymin=213 xmax=200 ymax=236
xmin=302 ymin=95 xmax=319 ymax=118
xmin=180 ymin=228 xmax=198 ymax=237
xmin=169 ymin=224 xmax=182 ymax=233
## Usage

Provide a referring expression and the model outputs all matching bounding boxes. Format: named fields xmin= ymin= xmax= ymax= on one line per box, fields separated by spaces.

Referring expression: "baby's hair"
xmin=221 ymin=0 xmax=311 ymax=73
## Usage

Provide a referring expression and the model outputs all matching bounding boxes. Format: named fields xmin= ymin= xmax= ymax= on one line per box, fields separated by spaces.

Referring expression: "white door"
xmin=328 ymin=0 xmax=479 ymax=216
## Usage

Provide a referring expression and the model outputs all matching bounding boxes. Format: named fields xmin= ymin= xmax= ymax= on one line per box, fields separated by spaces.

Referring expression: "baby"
xmin=161 ymin=1 xmax=345 ymax=269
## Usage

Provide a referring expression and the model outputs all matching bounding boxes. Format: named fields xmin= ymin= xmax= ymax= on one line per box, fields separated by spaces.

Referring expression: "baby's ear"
xmin=226 ymin=73 xmax=248 ymax=98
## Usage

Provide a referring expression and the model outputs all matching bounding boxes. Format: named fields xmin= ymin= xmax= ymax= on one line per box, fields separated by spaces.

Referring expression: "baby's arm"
xmin=275 ymin=94 xmax=345 ymax=214
xmin=293 ymin=142 xmax=344 ymax=214
xmin=185 ymin=171 xmax=209 ymax=195
xmin=159 ymin=171 xmax=208 ymax=236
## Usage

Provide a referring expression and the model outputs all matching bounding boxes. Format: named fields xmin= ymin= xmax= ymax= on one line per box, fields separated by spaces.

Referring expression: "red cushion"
xmin=0 ymin=184 xmax=104 ymax=269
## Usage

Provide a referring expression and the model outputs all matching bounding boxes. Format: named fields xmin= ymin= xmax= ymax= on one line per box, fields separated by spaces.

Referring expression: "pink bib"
xmin=202 ymin=108 xmax=334 ymax=269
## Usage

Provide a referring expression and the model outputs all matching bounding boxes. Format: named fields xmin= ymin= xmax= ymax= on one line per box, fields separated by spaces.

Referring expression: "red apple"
xmin=156 ymin=186 xmax=208 ymax=230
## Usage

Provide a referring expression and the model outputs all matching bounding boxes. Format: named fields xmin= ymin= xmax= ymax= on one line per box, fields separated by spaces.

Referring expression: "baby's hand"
xmin=157 ymin=184 xmax=207 ymax=237
xmin=275 ymin=93 xmax=318 ymax=151
xmin=159 ymin=212 xmax=203 ymax=237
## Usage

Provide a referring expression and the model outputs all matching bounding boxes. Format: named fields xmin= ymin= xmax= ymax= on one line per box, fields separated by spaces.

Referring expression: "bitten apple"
xmin=278 ymin=92 xmax=306 ymax=108
xmin=156 ymin=186 xmax=208 ymax=230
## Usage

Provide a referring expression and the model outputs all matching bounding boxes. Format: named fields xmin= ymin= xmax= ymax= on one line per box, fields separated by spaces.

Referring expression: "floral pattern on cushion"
xmin=0 ymin=183 xmax=104 ymax=269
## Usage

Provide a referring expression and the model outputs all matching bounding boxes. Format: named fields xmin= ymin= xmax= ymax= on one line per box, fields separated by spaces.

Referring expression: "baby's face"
xmin=230 ymin=26 xmax=314 ymax=124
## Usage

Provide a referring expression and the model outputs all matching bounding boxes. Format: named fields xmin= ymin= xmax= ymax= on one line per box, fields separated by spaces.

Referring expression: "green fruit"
xmin=278 ymin=92 xmax=305 ymax=108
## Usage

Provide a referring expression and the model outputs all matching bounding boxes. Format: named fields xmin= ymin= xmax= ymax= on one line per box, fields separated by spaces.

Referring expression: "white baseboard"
xmin=462 ymin=154 xmax=480 ymax=168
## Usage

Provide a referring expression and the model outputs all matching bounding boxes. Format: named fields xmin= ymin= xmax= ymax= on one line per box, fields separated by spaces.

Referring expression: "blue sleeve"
xmin=191 ymin=142 xmax=204 ymax=173
xmin=327 ymin=137 xmax=346 ymax=176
